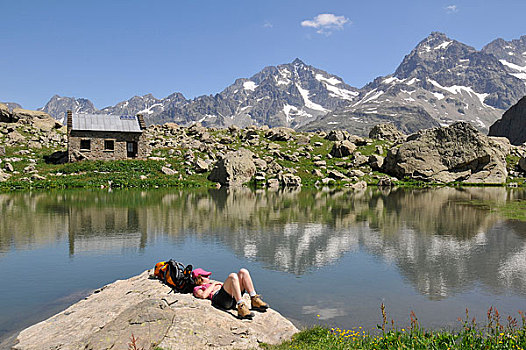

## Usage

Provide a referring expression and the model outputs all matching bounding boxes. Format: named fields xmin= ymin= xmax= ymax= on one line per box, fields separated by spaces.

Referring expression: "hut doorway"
xmin=127 ymin=141 xmax=138 ymax=158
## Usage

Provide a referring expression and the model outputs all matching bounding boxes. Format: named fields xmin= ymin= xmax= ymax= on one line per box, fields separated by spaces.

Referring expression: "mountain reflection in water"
xmin=1 ymin=187 xmax=525 ymax=301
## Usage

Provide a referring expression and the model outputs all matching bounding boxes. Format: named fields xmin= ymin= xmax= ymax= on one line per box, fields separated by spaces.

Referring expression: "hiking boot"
xmin=251 ymin=295 xmax=269 ymax=311
xmin=237 ymin=301 xmax=254 ymax=319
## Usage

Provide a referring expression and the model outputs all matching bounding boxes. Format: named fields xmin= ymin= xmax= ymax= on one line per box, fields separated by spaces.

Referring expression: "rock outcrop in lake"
xmin=382 ymin=122 xmax=510 ymax=183
xmin=489 ymin=95 xmax=526 ymax=146
xmin=13 ymin=270 xmax=297 ymax=350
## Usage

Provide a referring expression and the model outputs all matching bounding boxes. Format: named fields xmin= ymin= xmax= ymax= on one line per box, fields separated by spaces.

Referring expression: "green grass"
xmin=261 ymin=306 xmax=526 ymax=350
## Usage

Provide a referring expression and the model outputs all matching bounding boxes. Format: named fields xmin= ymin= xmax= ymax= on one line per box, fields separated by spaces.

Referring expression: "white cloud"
xmin=445 ymin=5 xmax=458 ymax=13
xmin=301 ymin=13 xmax=350 ymax=35
xmin=263 ymin=21 xmax=273 ymax=29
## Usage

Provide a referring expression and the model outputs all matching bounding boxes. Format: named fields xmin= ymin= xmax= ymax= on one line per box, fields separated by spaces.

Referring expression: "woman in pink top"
xmin=192 ymin=267 xmax=269 ymax=319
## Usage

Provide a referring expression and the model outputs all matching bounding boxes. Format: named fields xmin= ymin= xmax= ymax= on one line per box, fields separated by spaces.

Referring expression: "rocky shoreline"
xmin=11 ymin=270 xmax=298 ymax=350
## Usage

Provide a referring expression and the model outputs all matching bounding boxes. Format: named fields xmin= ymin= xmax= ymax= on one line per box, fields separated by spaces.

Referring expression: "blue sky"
xmin=1 ymin=0 xmax=525 ymax=110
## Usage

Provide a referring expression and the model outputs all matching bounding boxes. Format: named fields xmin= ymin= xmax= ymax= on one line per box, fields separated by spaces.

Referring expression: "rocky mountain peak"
xmin=39 ymin=95 xmax=98 ymax=123
xmin=292 ymin=58 xmax=306 ymax=66
xmin=394 ymin=33 xmax=475 ymax=80
xmin=483 ymin=35 xmax=526 ymax=68
xmin=0 ymin=102 xmax=23 ymax=111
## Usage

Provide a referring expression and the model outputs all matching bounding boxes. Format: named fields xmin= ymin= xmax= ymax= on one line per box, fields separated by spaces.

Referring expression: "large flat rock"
xmin=13 ymin=270 xmax=298 ymax=350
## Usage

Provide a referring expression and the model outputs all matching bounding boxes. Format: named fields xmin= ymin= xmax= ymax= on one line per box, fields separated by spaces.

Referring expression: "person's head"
xmin=192 ymin=268 xmax=212 ymax=285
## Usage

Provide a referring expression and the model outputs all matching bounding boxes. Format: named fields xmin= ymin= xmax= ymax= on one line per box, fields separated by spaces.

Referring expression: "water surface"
xmin=1 ymin=187 xmax=525 ymax=342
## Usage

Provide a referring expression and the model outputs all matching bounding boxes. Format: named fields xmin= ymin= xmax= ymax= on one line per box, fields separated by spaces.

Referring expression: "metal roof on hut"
xmin=68 ymin=113 xmax=146 ymax=132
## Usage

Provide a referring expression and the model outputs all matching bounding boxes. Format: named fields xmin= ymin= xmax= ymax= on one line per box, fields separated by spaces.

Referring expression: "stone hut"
xmin=67 ymin=110 xmax=149 ymax=162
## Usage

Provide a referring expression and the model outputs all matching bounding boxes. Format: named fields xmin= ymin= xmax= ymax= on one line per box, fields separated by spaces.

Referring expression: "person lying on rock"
xmin=192 ymin=267 xmax=269 ymax=319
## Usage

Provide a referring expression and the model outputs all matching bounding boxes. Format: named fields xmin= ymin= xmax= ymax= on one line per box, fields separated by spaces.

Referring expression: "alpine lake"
xmin=1 ymin=186 xmax=526 ymax=343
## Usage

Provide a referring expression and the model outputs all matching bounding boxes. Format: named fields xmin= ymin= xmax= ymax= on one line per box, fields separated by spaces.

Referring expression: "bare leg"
xmin=223 ymin=273 xmax=243 ymax=301
xmin=237 ymin=268 xmax=255 ymax=294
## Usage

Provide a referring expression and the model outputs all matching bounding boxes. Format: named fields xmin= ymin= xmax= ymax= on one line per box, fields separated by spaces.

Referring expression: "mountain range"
xmin=6 ymin=32 xmax=526 ymax=136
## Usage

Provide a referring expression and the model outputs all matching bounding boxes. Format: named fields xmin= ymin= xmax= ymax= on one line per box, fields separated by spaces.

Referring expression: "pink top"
xmin=193 ymin=283 xmax=214 ymax=300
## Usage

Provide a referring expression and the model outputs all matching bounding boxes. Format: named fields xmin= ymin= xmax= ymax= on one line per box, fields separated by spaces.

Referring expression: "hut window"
xmin=104 ymin=140 xmax=115 ymax=151
xmin=80 ymin=139 xmax=91 ymax=151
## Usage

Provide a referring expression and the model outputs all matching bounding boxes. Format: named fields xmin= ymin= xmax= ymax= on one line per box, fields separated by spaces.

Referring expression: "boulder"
xmin=368 ymin=154 xmax=384 ymax=171
xmin=312 ymin=169 xmax=323 ymax=177
xmin=325 ymin=130 xmax=350 ymax=141
xmin=488 ymin=95 xmax=526 ymax=146
xmin=253 ymin=158 xmax=268 ymax=171
xmin=0 ymin=146 xmax=5 ymax=156
xmin=44 ymin=151 xmax=68 ymax=164
xmin=377 ymin=176 xmax=394 ymax=187
xmin=219 ymin=136 xmax=234 ymax=144
xmin=279 ymin=173 xmax=302 ymax=187
xmin=328 ymin=170 xmax=346 ymax=180
xmin=208 ymin=148 xmax=256 ymax=187
xmin=382 ymin=122 xmax=510 ymax=184
xmin=296 ymin=135 xmax=310 ymax=145
xmin=161 ymin=166 xmax=177 ymax=175
xmin=347 ymin=169 xmax=365 ymax=177
xmin=13 ymin=270 xmax=297 ymax=350
xmin=518 ymin=157 xmax=526 ymax=173
xmin=0 ymin=103 xmax=11 ymax=122
xmin=4 ymin=163 xmax=14 ymax=172
xmin=347 ymin=180 xmax=367 ymax=191
xmin=266 ymin=160 xmax=283 ymax=175
xmin=369 ymin=123 xmax=406 ymax=143
xmin=7 ymin=131 xmax=25 ymax=143
xmin=165 ymin=122 xmax=180 ymax=130
xmin=11 ymin=108 xmax=53 ymax=123
xmin=33 ymin=117 xmax=62 ymax=132
xmin=28 ymin=141 xmax=42 ymax=149
xmin=351 ymin=152 xmax=369 ymax=167
xmin=0 ymin=170 xmax=10 ymax=182
xmin=194 ymin=158 xmax=209 ymax=173
xmin=265 ymin=127 xmax=295 ymax=141
xmin=186 ymin=123 xmax=207 ymax=137
xmin=244 ymin=130 xmax=259 ymax=140
xmin=329 ymin=140 xmax=356 ymax=158
xmin=348 ymin=135 xmax=367 ymax=146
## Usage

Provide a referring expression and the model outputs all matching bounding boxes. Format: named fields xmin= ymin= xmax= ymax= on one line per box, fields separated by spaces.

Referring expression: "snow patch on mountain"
xmin=432 ymin=92 xmax=445 ymax=100
xmin=138 ymin=103 xmax=164 ymax=115
xmin=499 ymin=59 xmax=526 ymax=72
xmin=315 ymin=74 xmax=342 ymax=86
xmin=295 ymin=84 xmax=327 ymax=111
xmin=435 ymin=41 xmax=452 ymax=50
xmin=243 ymin=81 xmax=258 ymax=91
xmin=357 ymin=89 xmax=384 ymax=105
xmin=428 ymin=79 xmax=489 ymax=105
xmin=499 ymin=59 xmax=526 ymax=81
xmin=283 ymin=104 xmax=311 ymax=123
xmin=276 ymin=68 xmax=292 ymax=85
xmin=324 ymin=84 xmax=358 ymax=100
